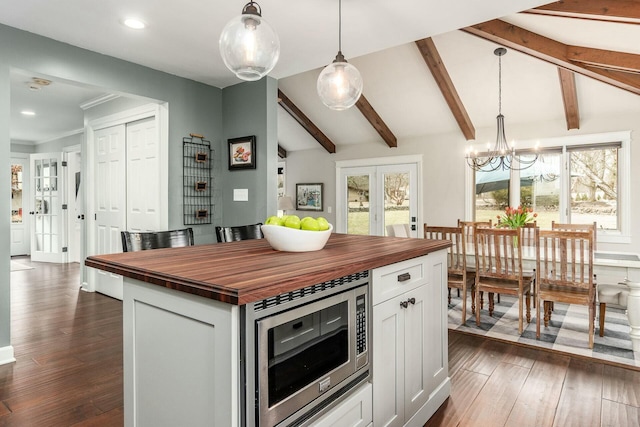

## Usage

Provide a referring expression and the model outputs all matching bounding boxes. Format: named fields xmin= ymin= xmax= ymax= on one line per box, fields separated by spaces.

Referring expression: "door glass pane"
xmin=519 ymin=154 xmax=560 ymax=229
xmin=475 ymin=167 xmax=509 ymax=222
xmin=383 ymin=172 xmax=410 ymax=235
xmin=347 ymin=175 xmax=370 ymax=235
xmin=570 ymin=147 xmax=618 ymax=230
xmin=11 ymin=164 xmax=23 ymax=223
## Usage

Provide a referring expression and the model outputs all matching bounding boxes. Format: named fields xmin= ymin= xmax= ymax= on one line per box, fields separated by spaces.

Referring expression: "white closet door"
xmin=126 ymin=117 xmax=160 ymax=232
xmin=94 ymin=124 xmax=126 ymax=299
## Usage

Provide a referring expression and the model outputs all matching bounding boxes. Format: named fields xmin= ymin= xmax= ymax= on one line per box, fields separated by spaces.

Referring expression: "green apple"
xmin=316 ymin=217 xmax=330 ymax=231
xmin=265 ymin=215 xmax=282 ymax=226
xmin=301 ymin=217 xmax=320 ymax=231
xmin=284 ymin=215 xmax=301 ymax=229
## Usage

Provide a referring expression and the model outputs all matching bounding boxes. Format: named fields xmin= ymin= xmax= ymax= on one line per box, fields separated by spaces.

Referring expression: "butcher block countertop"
xmin=85 ymin=233 xmax=451 ymax=305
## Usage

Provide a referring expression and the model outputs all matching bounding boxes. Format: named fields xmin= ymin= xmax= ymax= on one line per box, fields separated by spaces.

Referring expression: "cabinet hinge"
xmin=61 ymin=161 xmax=68 ymax=167
xmin=62 ymin=204 xmax=68 ymax=210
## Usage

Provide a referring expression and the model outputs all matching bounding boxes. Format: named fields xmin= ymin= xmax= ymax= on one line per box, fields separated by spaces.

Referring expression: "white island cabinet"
xmin=85 ymin=233 xmax=451 ymax=427
xmin=372 ymin=252 xmax=450 ymax=427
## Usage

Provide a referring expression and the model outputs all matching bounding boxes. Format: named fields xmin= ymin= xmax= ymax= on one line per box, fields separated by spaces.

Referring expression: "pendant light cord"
xmin=498 ymin=53 xmax=502 ymax=116
xmin=338 ymin=0 xmax=342 ymax=52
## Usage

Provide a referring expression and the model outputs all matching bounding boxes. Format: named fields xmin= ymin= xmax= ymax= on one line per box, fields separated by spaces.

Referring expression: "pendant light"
xmin=466 ymin=47 xmax=538 ymax=171
xmin=219 ymin=1 xmax=280 ymax=81
xmin=317 ymin=0 xmax=363 ymax=110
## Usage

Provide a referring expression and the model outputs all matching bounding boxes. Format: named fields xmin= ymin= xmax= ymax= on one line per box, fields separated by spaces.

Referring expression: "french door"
xmin=338 ymin=163 xmax=418 ymax=236
xmin=30 ymin=152 xmax=66 ymax=262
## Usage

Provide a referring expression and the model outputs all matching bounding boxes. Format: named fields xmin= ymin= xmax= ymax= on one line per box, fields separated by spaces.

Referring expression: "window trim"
xmin=466 ymin=131 xmax=630 ymax=244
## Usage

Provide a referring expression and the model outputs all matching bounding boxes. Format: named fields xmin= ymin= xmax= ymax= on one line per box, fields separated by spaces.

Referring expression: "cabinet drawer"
xmin=372 ymin=255 xmax=428 ymax=306
xmin=310 ymin=382 xmax=372 ymax=427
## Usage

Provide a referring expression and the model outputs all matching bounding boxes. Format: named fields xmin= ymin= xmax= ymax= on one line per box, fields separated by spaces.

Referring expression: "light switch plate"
xmin=233 ymin=189 xmax=249 ymax=201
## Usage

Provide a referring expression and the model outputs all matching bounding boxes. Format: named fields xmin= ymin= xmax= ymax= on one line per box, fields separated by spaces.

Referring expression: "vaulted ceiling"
xmin=277 ymin=1 xmax=640 ymax=155
xmin=4 ymin=1 xmax=640 ymax=152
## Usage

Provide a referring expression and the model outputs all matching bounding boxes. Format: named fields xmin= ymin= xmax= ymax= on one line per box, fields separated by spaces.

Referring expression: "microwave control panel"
xmin=356 ymin=293 xmax=367 ymax=355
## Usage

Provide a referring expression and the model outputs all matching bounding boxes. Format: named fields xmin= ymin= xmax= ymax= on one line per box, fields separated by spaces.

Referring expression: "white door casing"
xmin=67 ymin=150 xmax=82 ymax=263
xmin=84 ymin=103 xmax=167 ymax=298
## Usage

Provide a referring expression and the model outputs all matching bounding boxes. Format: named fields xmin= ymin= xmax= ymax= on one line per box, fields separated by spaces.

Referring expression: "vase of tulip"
xmin=496 ymin=206 xmax=537 ymax=247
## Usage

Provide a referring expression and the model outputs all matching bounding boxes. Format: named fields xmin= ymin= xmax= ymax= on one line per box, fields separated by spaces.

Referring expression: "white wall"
xmin=285 ymin=111 xmax=640 ymax=253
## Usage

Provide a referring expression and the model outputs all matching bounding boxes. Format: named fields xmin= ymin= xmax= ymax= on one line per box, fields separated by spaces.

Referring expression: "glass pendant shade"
xmin=219 ymin=2 xmax=280 ymax=81
xmin=317 ymin=52 xmax=363 ymax=110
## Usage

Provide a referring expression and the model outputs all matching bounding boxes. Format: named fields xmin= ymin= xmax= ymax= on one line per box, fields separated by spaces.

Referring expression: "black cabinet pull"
xmin=408 ymin=297 xmax=416 ymax=305
xmin=400 ymin=301 xmax=408 ymax=309
xmin=292 ymin=322 xmax=303 ymax=330
xmin=398 ymin=272 xmax=411 ymax=282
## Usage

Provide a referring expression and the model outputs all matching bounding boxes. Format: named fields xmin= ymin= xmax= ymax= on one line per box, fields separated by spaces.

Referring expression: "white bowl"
xmin=261 ymin=224 xmax=333 ymax=252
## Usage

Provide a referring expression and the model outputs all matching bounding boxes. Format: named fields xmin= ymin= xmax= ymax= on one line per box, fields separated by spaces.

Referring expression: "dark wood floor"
xmin=2 ymin=259 xmax=123 ymax=426
xmin=2 ymin=259 xmax=640 ymax=426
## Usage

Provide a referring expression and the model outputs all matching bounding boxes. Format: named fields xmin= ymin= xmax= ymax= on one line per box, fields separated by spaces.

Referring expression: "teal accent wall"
xmin=221 ymin=77 xmax=278 ymax=226
xmin=0 ymin=23 xmax=226 ymax=356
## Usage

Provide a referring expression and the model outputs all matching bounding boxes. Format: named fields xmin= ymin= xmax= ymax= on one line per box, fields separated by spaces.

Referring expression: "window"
xmin=469 ymin=131 xmax=629 ymax=244
xmin=569 ymin=144 xmax=619 ymax=231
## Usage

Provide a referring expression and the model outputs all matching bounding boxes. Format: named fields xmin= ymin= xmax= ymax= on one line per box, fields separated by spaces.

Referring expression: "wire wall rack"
xmin=183 ymin=134 xmax=213 ymax=225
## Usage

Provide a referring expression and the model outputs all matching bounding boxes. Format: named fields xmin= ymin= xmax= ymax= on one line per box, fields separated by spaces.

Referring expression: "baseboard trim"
xmin=0 ymin=345 xmax=16 ymax=366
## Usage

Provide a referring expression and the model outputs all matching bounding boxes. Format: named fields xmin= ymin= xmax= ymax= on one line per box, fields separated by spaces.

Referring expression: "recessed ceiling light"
xmin=123 ymin=18 xmax=146 ymax=30
xmin=21 ymin=110 xmax=36 ymax=116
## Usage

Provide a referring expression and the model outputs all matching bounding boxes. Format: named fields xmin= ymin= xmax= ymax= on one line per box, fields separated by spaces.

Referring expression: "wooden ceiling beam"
xmin=557 ymin=68 xmax=580 ymax=130
xmin=525 ymin=0 xmax=640 ymax=24
xmin=567 ymin=45 xmax=640 ymax=73
xmin=415 ymin=38 xmax=476 ymax=140
xmin=355 ymin=95 xmax=397 ymax=148
xmin=462 ymin=19 xmax=640 ymax=95
xmin=278 ymin=145 xmax=287 ymax=158
xmin=277 ymin=89 xmax=336 ymax=154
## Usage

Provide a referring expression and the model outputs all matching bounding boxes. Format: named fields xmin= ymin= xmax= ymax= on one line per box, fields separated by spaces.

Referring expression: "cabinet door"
xmin=402 ymin=283 xmax=430 ymax=419
xmin=373 ymin=292 xmax=405 ymax=427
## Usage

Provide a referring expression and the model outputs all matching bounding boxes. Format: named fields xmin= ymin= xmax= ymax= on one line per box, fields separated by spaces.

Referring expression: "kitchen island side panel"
xmin=123 ymin=278 xmax=240 ymax=427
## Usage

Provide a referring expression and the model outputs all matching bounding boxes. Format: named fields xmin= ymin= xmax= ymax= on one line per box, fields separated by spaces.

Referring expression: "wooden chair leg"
xmin=525 ymin=293 xmax=531 ymax=323
xmin=488 ymin=292 xmax=495 ymax=317
xmin=475 ymin=288 xmax=481 ymax=327
xmin=599 ymin=302 xmax=606 ymax=337
xmin=471 ymin=289 xmax=476 ymax=315
xmin=536 ymin=296 xmax=541 ymax=339
xmin=448 ymin=287 xmax=452 ymax=305
xmin=544 ymin=301 xmax=551 ymax=327
xmin=589 ymin=301 xmax=595 ymax=349
xmin=461 ymin=287 xmax=467 ymax=325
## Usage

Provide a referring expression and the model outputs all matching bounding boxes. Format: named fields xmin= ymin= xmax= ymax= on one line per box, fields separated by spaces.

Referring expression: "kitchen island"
xmin=86 ymin=233 xmax=451 ymax=427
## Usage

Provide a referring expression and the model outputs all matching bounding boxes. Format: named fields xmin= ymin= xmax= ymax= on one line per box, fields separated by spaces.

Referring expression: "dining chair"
xmin=121 ymin=228 xmax=194 ymax=252
xmin=425 ymin=225 xmax=475 ymax=324
xmin=215 ymin=223 xmax=264 ymax=242
xmin=459 ymin=219 xmax=495 ymax=306
xmin=474 ymin=226 xmax=534 ymax=334
xmin=386 ymin=223 xmax=411 ymax=237
xmin=535 ymin=228 xmax=596 ymax=348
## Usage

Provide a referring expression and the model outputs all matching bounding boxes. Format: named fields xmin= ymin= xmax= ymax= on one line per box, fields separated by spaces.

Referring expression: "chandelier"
xmin=316 ymin=0 xmax=363 ymax=110
xmin=219 ymin=1 xmax=280 ymax=81
xmin=466 ymin=47 xmax=538 ymax=171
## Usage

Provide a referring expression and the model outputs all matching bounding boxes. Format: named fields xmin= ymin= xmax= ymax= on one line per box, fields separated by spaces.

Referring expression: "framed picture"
xmin=296 ymin=183 xmax=323 ymax=211
xmin=228 ymin=136 xmax=256 ymax=170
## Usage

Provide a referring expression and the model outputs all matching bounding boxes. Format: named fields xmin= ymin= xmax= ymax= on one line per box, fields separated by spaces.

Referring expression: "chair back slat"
xmin=458 ymin=219 xmax=492 ymax=245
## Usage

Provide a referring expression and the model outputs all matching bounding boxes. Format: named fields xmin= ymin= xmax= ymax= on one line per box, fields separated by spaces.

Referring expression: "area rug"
xmin=10 ymin=260 xmax=34 ymax=271
xmin=447 ymin=293 xmax=640 ymax=369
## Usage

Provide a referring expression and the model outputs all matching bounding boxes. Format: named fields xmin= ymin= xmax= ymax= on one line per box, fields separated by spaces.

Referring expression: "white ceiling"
xmin=3 ymin=0 xmax=640 ymax=150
